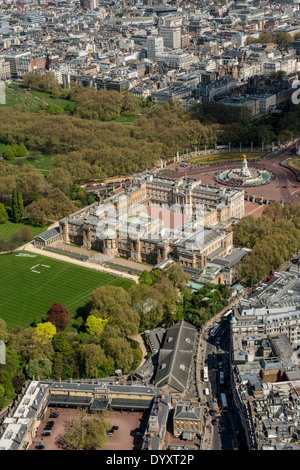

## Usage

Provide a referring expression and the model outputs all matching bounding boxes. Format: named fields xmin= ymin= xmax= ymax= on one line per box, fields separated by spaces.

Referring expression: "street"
xmin=198 ymin=316 xmax=247 ymax=450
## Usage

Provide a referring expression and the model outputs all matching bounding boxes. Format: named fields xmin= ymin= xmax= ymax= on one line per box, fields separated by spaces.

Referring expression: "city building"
xmin=173 ymin=402 xmax=203 ymax=440
xmin=154 ymin=320 xmax=197 ymax=393
xmin=147 ymin=36 xmax=164 ymax=62
xmin=158 ymin=15 xmax=182 ymax=50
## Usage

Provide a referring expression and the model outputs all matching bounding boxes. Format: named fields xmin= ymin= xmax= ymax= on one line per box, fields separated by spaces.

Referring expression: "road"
xmin=198 ymin=315 xmax=247 ymax=450
xmin=165 ymin=140 xmax=300 ymax=205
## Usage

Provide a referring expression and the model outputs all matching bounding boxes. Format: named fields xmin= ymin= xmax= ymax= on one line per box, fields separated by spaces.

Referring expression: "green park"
xmin=0 ymin=251 xmax=134 ymax=330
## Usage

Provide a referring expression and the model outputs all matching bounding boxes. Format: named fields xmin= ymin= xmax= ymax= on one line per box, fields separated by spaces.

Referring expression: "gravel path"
xmin=17 ymin=242 xmax=139 ymax=283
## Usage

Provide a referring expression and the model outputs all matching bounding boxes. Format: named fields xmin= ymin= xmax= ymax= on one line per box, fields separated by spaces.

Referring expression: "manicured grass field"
xmin=0 ymin=221 xmax=49 ymax=241
xmin=0 ymin=251 xmax=134 ymax=330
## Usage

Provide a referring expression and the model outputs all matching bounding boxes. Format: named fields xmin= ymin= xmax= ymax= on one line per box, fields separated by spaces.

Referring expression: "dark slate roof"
xmin=48 ymin=394 xmax=92 ymax=406
xmin=110 ymin=398 xmax=153 ymax=409
xmin=154 ymin=321 xmax=197 ymax=392
xmin=174 ymin=402 xmax=202 ymax=421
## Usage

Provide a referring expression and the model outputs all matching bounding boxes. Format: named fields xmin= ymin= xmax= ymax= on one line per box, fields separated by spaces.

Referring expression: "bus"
xmin=220 ymin=393 xmax=228 ymax=411
xmin=222 ymin=310 xmax=232 ymax=321
xmin=203 ymin=366 xmax=209 ymax=382
xmin=219 ymin=371 xmax=224 ymax=386
xmin=210 ymin=323 xmax=221 ymax=338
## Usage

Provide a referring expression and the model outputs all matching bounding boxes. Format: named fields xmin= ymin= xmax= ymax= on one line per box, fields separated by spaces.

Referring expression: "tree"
xmin=0 ymin=347 xmax=24 ymax=408
xmin=10 ymin=327 xmax=54 ymax=362
xmin=36 ymin=322 xmax=57 ymax=342
xmin=45 ymin=104 xmax=64 ymax=115
xmin=46 ymin=168 xmax=72 ymax=192
xmin=25 ymin=358 xmax=52 ymax=380
xmin=0 ymin=318 xmax=10 ymax=343
xmin=101 ymin=336 xmax=135 ymax=374
xmin=162 ymin=263 xmax=190 ymax=288
xmin=63 ymin=414 xmax=111 ymax=450
xmin=52 ymin=332 xmax=74 ymax=356
xmin=0 ymin=203 xmax=8 ymax=224
xmin=88 ymin=286 xmax=140 ymax=336
xmin=139 ymin=270 xmax=154 ymax=285
xmin=85 ymin=315 xmax=109 ymax=336
xmin=275 ymin=31 xmax=293 ymax=46
xmin=46 ymin=302 xmax=71 ymax=331
xmin=25 ymin=188 xmax=76 ymax=226
xmin=11 ymin=188 xmax=24 ymax=223
xmin=3 ymin=145 xmax=15 ymax=161
xmin=79 ymin=343 xmax=114 ymax=377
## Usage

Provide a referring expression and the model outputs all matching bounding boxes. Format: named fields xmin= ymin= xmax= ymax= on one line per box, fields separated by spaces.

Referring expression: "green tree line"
xmin=234 ymin=201 xmax=300 ymax=286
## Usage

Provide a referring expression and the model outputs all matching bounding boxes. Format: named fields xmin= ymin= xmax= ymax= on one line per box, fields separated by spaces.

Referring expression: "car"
xmin=43 ymin=430 xmax=51 ymax=436
xmin=50 ymin=412 xmax=59 ymax=418
xmin=112 ymin=426 xmax=119 ymax=430
xmin=107 ymin=431 xmax=114 ymax=437
xmin=36 ymin=442 xmax=45 ymax=450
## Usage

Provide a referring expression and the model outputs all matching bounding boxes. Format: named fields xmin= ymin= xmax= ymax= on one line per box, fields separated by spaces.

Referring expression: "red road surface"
xmin=165 ymin=140 xmax=300 ymax=204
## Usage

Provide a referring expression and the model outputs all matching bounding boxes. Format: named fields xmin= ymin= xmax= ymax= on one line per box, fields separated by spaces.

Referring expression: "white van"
xmin=204 ymin=388 xmax=210 ymax=396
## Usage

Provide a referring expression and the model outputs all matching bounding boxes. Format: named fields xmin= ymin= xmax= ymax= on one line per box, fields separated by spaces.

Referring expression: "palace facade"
xmin=35 ymin=174 xmax=245 ymax=269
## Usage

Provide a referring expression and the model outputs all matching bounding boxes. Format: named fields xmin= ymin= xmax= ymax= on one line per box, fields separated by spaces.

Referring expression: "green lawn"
xmin=0 ymin=142 xmax=6 ymax=155
xmin=112 ymin=115 xmax=140 ymax=124
xmin=10 ymin=154 xmax=53 ymax=173
xmin=0 ymin=221 xmax=49 ymax=241
xmin=0 ymin=251 xmax=134 ymax=330
xmin=31 ymin=90 xmax=75 ymax=112
xmin=0 ymin=88 xmax=43 ymax=113
xmin=1 ymin=87 xmax=75 ymax=113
